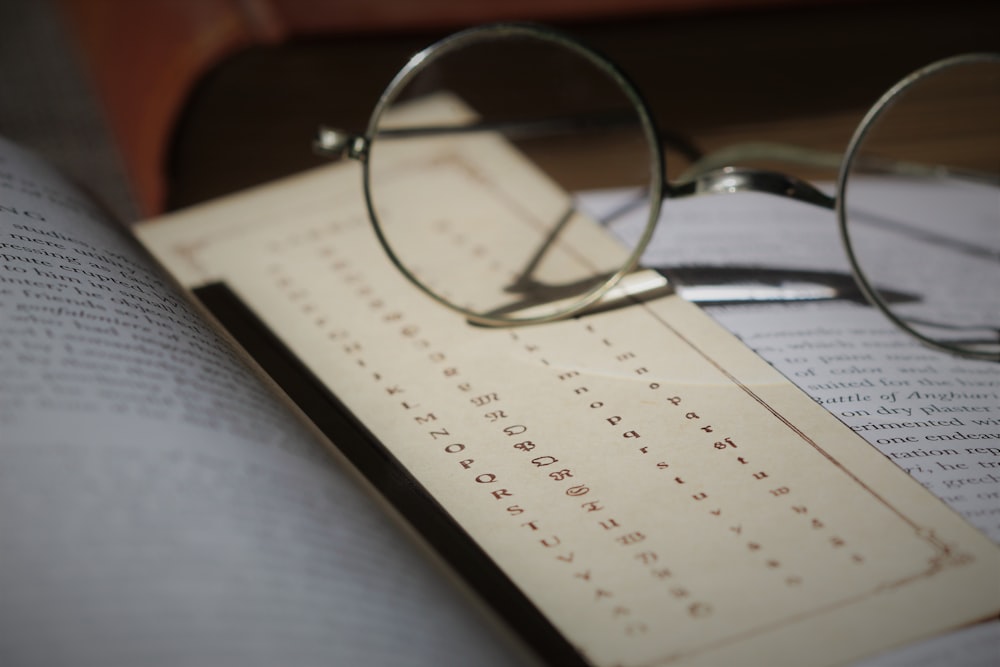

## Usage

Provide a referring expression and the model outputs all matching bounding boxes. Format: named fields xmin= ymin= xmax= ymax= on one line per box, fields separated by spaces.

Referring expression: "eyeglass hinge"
xmin=313 ymin=127 xmax=369 ymax=161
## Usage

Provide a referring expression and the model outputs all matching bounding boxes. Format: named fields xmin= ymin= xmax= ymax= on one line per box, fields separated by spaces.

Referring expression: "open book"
xmin=2 ymin=117 xmax=999 ymax=666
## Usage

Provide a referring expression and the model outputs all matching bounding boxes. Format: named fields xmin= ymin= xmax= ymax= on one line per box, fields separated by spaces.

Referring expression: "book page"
xmin=137 ymin=103 xmax=1000 ymax=666
xmin=587 ymin=188 xmax=1000 ymax=542
xmin=0 ymin=137 xmax=527 ymax=666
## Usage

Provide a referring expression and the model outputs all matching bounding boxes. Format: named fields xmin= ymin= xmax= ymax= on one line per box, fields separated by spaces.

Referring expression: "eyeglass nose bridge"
xmin=669 ymin=166 xmax=836 ymax=210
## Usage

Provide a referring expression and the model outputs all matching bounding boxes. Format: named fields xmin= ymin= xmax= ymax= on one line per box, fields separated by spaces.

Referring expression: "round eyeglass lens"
xmin=839 ymin=54 xmax=1000 ymax=360
xmin=362 ymin=26 xmax=662 ymax=325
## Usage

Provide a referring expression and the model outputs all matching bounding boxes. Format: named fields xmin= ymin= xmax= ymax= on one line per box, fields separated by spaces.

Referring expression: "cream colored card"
xmin=137 ymin=99 xmax=1000 ymax=666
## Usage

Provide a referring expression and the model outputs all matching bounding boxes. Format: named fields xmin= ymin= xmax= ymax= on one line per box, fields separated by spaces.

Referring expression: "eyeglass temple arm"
xmin=313 ymin=115 xmax=704 ymax=163
xmin=314 ymin=127 xmax=834 ymax=211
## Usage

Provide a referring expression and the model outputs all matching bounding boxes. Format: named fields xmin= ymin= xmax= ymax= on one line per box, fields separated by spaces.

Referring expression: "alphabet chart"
xmin=138 ymin=103 xmax=1000 ymax=666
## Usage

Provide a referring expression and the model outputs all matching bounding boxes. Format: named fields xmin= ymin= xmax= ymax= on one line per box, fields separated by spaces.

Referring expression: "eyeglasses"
xmin=313 ymin=23 xmax=999 ymax=361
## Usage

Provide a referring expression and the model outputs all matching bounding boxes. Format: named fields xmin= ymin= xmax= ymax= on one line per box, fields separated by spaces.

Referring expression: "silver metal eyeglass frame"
xmin=837 ymin=52 xmax=999 ymax=362
xmin=314 ymin=23 xmax=999 ymax=362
